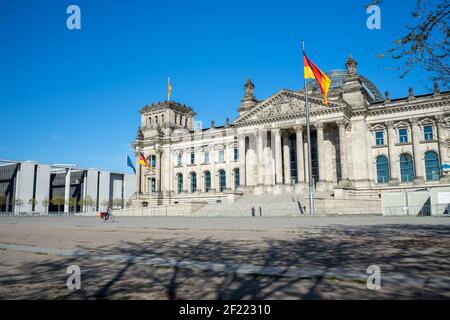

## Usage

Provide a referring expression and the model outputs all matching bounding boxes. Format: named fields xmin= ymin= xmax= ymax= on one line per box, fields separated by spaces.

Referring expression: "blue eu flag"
xmin=127 ymin=155 xmax=136 ymax=174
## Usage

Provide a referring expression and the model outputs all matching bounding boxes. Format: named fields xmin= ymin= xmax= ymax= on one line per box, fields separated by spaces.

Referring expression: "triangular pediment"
xmin=234 ymin=89 xmax=343 ymax=124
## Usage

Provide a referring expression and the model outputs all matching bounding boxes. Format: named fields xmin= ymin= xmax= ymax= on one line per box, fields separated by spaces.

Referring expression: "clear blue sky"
xmin=0 ymin=0 xmax=433 ymax=172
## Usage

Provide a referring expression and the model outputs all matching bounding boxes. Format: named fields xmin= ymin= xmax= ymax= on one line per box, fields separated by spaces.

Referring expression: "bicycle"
xmin=99 ymin=211 xmax=117 ymax=223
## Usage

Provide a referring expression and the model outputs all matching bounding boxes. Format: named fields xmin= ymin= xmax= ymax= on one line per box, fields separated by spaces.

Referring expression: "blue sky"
xmin=0 ymin=0 xmax=433 ymax=172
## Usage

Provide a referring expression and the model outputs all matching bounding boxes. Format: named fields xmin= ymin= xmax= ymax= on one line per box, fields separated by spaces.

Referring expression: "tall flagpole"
xmin=302 ymin=40 xmax=315 ymax=215
xmin=124 ymin=154 xmax=127 ymax=216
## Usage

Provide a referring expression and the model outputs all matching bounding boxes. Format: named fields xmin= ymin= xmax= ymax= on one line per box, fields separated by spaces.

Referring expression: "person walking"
xmin=251 ymin=206 xmax=255 ymax=217
xmin=259 ymin=206 xmax=262 ymax=216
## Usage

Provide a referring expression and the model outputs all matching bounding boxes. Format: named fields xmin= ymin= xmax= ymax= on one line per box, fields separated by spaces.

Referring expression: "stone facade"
xmin=132 ymin=56 xmax=450 ymax=206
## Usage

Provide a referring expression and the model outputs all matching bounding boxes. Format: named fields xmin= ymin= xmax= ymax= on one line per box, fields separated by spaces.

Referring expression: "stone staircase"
xmin=192 ymin=192 xmax=382 ymax=217
xmin=112 ymin=191 xmax=382 ymax=217
xmin=193 ymin=192 xmax=306 ymax=217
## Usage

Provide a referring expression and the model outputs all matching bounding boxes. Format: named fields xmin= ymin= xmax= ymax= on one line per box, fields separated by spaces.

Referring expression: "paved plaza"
xmin=0 ymin=215 xmax=449 ymax=299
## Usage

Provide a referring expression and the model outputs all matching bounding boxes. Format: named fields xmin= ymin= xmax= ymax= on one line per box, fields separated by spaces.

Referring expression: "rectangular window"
xmin=219 ymin=150 xmax=224 ymax=163
xmin=190 ymin=152 xmax=195 ymax=165
xmin=399 ymin=128 xmax=408 ymax=143
xmin=375 ymin=131 xmax=384 ymax=145
xmin=204 ymin=151 xmax=209 ymax=164
xmin=234 ymin=148 xmax=239 ymax=161
xmin=424 ymin=126 xmax=433 ymax=141
xmin=177 ymin=154 xmax=182 ymax=166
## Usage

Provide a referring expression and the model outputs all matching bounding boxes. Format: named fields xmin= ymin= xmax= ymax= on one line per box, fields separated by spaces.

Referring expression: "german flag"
xmin=168 ymin=77 xmax=172 ymax=101
xmin=303 ymin=54 xmax=331 ymax=106
xmin=138 ymin=153 xmax=149 ymax=168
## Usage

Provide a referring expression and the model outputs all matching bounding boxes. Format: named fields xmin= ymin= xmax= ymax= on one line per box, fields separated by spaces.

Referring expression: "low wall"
xmin=112 ymin=202 xmax=207 ymax=216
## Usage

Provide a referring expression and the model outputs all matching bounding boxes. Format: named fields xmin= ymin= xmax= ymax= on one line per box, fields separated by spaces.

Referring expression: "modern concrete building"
xmin=130 ymin=55 xmax=450 ymax=214
xmin=0 ymin=160 xmax=136 ymax=214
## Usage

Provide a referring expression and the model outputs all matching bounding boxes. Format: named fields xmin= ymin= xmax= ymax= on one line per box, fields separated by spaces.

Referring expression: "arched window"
xmin=190 ymin=172 xmax=197 ymax=193
xmin=151 ymin=155 xmax=156 ymax=167
xmin=155 ymin=115 xmax=158 ymax=124
xmin=176 ymin=174 xmax=183 ymax=193
xmin=148 ymin=117 xmax=152 ymax=125
xmin=161 ymin=114 xmax=164 ymax=123
xmin=376 ymin=155 xmax=389 ymax=183
xmin=204 ymin=171 xmax=211 ymax=192
xmin=400 ymin=153 xmax=414 ymax=182
xmin=218 ymin=170 xmax=226 ymax=192
xmin=233 ymin=168 xmax=240 ymax=190
xmin=425 ymin=151 xmax=440 ymax=181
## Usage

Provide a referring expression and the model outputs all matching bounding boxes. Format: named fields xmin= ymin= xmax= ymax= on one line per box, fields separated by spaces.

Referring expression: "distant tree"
xmin=371 ymin=0 xmax=449 ymax=89
xmin=42 ymin=198 xmax=49 ymax=214
xmin=112 ymin=198 xmax=124 ymax=209
xmin=51 ymin=197 xmax=65 ymax=213
xmin=15 ymin=198 xmax=24 ymax=213
xmin=82 ymin=196 xmax=95 ymax=212
xmin=68 ymin=197 xmax=78 ymax=213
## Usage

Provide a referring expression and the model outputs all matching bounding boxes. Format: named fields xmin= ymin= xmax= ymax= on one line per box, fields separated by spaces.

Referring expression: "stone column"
xmin=210 ymin=168 xmax=217 ymax=192
xmin=282 ymin=132 xmax=291 ymax=185
xmin=316 ymin=122 xmax=327 ymax=185
xmin=436 ymin=116 xmax=447 ymax=164
xmin=386 ymin=121 xmax=399 ymax=183
xmin=238 ymin=135 xmax=246 ymax=189
xmin=411 ymin=118 xmax=424 ymax=182
xmin=156 ymin=151 xmax=162 ymax=192
xmin=337 ymin=120 xmax=349 ymax=184
xmin=295 ymin=125 xmax=305 ymax=184
xmin=64 ymin=168 xmax=71 ymax=213
xmin=304 ymin=139 xmax=309 ymax=184
xmin=256 ymin=129 xmax=265 ymax=187
xmin=273 ymin=128 xmax=283 ymax=190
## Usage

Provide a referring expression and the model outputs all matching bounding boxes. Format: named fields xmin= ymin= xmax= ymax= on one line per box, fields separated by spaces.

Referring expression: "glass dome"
xmin=307 ymin=69 xmax=384 ymax=102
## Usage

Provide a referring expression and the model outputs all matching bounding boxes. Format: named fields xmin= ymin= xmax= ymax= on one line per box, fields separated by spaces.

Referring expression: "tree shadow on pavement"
xmin=0 ymin=223 xmax=449 ymax=299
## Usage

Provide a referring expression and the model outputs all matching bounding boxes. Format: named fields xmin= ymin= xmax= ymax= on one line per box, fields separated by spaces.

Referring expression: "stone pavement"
xmin=0 ymin=216 xmax=449 ymax=299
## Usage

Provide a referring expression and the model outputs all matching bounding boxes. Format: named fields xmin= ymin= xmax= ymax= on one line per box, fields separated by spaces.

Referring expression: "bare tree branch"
xmin=372 ymin=0 xmax=450 ymax=89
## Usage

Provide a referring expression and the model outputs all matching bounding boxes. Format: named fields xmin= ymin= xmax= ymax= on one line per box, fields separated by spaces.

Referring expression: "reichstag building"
xmin=132 ymin=55 xmax=450 ymax=206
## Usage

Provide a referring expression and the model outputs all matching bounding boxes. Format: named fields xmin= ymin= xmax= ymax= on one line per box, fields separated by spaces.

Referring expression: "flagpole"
xmin=302 ymin=40 xmax=315 ymax=215
xmin=124 ymin=154 xmax=127 ymax=216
